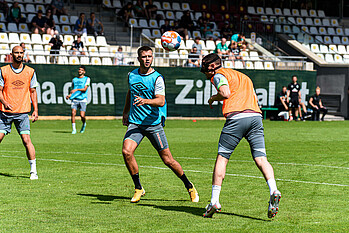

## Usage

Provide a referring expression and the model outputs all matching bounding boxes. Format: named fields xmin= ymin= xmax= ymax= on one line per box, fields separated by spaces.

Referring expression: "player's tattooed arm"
xmin=0 ymin=86 xmax=13 ymax=111
xmin=133 ymin=94 xmax=165 ymax=107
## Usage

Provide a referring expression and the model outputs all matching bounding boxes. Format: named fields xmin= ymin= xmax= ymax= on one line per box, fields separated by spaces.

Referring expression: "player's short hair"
xmin=201 ymin=53 xmax=221 ymax=73
xmin=282 ymin=86 xmax=287 ymax=88
xmin=316 ymin=86 xmax=321 ymax=90
xmin=137 ymin=46 xmax=152 ymax=57
xmin=202 ymin=53 xmax=221 ymax=66
xmin=292 ymin=75 xmax=297 ymax=79
xmin=79 ymin=65 xmax=86 ymax=71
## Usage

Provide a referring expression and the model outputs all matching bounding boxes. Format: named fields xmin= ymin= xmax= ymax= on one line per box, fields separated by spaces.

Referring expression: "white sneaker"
xmin=268 ymin=190 xmax=281 ymax=218
xmin=203 ymin=202 xmax=221 ymax=218
xmin=30 ymin=172 xmax=38 ymax=180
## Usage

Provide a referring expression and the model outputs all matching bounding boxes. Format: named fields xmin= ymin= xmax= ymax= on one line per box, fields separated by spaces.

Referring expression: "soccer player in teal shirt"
xmin=122 ymin=46 xmax=199 ymax=203
xmin=66 ymin=66 xmax=90 ymax=134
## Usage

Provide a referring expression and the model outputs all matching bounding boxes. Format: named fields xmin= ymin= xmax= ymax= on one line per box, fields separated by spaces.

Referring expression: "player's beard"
xmin=13 ymin=55 xmax=23 ymax=64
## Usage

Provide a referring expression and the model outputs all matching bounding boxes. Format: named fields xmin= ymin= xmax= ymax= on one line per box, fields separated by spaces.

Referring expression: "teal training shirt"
xmin=70 ymin=76 xmax=90 ymax=101
xmin=128 ymin=68 xmax=167 ymax=126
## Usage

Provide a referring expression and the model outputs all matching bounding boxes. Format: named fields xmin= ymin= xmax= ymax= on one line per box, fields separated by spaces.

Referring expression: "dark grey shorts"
xmin=218 ymin=116 xmax=266 ymax=159
xmin=124 ymin=123 xmax=169 ymax=151
xmin=71 ymin=100 xmax=87 ymax=112
xmin=0 ymin=111 xmax=31 ymax=135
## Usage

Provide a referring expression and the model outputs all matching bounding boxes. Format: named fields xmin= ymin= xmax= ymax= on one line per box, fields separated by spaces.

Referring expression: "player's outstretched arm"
xmin=30 ymin=87 xmax=39 ymax=122
xmin=133 ymin=94 xmax=165 ymax=107
xmin=0 ymin=86 xmax=13 ymax=111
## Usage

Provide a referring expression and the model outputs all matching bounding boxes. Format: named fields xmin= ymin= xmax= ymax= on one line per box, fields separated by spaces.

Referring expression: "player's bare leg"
xmin=0 ymin=133 xmax=5 ymax=143
xmin=212 ymin=154 xmax=229 ymax=186
xmin=254 ymin=156 xmax=281 ymax=218
xmin=122 ymin=139 xmax=145 ymax=203
xmin=20 ymin=134 xmax=38 ymax=180
xmin=254 ymin=157 xmax=274 ymax=181
xmin=159 ymin=148 xmax=199 ymax=202
xmin=122 ymin=139 xmax=139 ymax=175
xmin=158 ymin=148 xmax=184 ymax=177
xmin=80 ymin=111 xmax=86 ymax=133
xmin=71 ymin=108 xmax=77 ymax=134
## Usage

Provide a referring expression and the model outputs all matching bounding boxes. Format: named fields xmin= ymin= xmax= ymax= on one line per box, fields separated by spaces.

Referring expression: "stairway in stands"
xmin=66 ymin=3 xmax=139 ymax=46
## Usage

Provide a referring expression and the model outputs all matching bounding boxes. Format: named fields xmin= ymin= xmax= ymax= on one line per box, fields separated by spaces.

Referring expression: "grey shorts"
xmin=71 ymin=100 xmax=87 ymax=112
xmin=0 ymin=111 xmax=31 ymax=135
xmin=124 ymin=123 xmax=169 ymax=151
xmin=218 ymin=116 xmax=266 ymax=159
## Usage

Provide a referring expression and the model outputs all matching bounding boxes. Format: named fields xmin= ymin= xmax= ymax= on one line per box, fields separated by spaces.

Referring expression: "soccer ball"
xmin=161 ymin=31 xmax=181 ymax=51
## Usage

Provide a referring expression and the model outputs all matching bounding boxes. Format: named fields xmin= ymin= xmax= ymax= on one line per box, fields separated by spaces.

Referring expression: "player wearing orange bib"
xmin=201 ymin=53 xmax=281 ymax=218
xmin=0 ymin=46 xmax=39 ymax=180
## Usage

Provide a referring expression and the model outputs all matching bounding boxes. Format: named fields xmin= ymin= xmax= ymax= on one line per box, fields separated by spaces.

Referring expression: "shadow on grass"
xmin=220 ymin=212 xmax=270 ymax=222
xmin=138 ymin=203 xmax=270 ymax=221
xmin=0 ymin=172 xmax=28 ymax=179
xmin=78 ymin=193 xmax=129 ymax=202
xmin=52 ymin=130 xmax=72 ymax=134
xmin=78 ymin=193 xmax=187 ymax=203
xmin=138 ymin=203 xmax=203 ymax=216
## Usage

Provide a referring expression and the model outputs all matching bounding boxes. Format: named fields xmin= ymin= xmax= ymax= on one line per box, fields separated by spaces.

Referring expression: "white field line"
xmin=0 ymin=154 xmax=348 ymax=187
xmin=1 ymin=150 xmax=349 ymax=170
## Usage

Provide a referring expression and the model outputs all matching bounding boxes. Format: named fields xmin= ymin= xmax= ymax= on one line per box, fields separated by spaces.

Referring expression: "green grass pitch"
xmin=0 ymin=119 xmax=348 ymax=232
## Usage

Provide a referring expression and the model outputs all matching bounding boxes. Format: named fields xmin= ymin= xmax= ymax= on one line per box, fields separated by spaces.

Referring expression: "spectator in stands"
xmin=87 ymin=12 xmax=104 ymax=36
xmin=228 ymin=41 xmax=244 ymax=66
xmin=214 ymin=38 xmax=230 ymax=58
xmin=200 ymin=19 xmax=213 ymax=39
xmin=133 ymin=0 xmax=147 ymax=18
xmin=117 ymin=2 xmax=134 ymax=24
xmin=173 ymin=20 xmax=186 ymax=40
xmin=146 ymin=0 xmax=158 ymax=20
xmin=160 ymin=19 xmax=172 ymax=35
xmin=74 ymin=13 xmax=87 ymax=37
xmin=20 ymin=42 xmax=31 ymax=63
xmin=220 ymin=22 xmax=233 ymax=40
xmin=231 ymin=33 xmax=247 ymax=51
xmin=49 ymin=0 xmax=68 ymax=17
xmin=70 ymin=35 xmax=86 ymax=56
xmin=31 ymin=10 xmax=50 ymax=34
xmin=45 ymin=9 xmax=58 ymax=36
xmin=309 ymin=86 xmax=328 ymax=121
xmin=192 ymin=37 xmax=203 ymax=55
xmin=0 ymin=0 xmax=9 ymax=19
xmin=114 ymin=46 xmax=126 ymax=65
xmin=7 ymin=2 xmax=25 ymax=24
xmin=286 ymin=75 xmax=301 ymax=121
xmin=179 ymin=11 xmax=194 ymax=40
xmin=49 ymin=34 xmax=64 ymax=64
xmin=186 ymin=47 xmax=201 ymax=67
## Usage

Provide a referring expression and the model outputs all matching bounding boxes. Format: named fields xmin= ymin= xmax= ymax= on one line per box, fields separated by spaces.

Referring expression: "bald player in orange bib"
xmin=201 ymin=53 xmax=281 ymax=218
xmin=0 ymin=45 xmax=39 ymax=180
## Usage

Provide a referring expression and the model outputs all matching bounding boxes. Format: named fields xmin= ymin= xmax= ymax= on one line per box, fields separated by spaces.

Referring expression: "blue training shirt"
xmin=70 ymin=76 xmax=90 ymax=101
xmin=128 ymin=68 xmax=167 ymax=126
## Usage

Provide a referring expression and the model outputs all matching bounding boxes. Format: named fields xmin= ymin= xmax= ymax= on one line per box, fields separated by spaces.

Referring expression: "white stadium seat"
xmin=20 ymin=33 xmax=31 ymax=44
xmin=0 ymin=33 xmax=9 ymax=43
xmin=91 ymin=57 xmax=102 ymax=65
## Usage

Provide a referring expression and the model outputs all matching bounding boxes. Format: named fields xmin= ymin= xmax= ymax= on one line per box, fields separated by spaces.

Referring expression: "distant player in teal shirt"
xmin=122 ymin=46 xmax=199 ymax=203
xmin=66 ymin=65 xmax=90 ymax=134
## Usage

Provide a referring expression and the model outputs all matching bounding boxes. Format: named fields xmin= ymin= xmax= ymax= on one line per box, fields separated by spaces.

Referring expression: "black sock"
xmin=131 ymin=173 xmax=142 ymax=190
xmin=180 ymin=173 xmax=193 ymax=189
